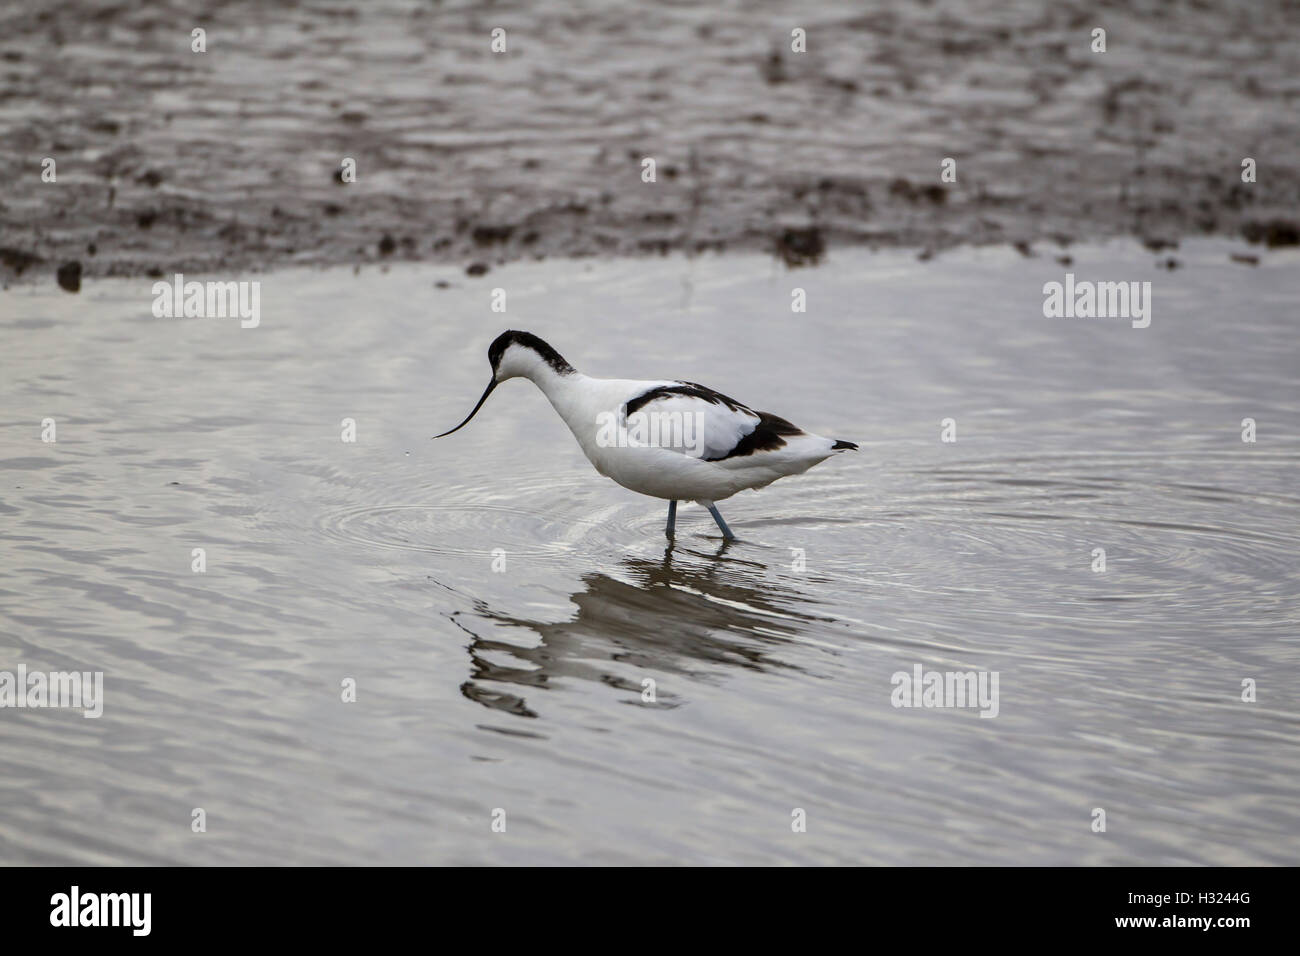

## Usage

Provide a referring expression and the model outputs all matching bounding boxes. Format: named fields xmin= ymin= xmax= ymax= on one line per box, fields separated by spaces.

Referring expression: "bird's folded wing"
xmin=620 ymin=382 xmax=802 ymax=461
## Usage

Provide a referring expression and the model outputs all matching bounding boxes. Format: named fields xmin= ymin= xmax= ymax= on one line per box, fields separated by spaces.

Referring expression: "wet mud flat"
xmin=1 ymin=0 xmax=1299 ymax=288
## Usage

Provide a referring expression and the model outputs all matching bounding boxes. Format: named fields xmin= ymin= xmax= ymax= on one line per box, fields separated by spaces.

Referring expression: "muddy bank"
xmin=1 ymin=0 xmax=1298 ymax=286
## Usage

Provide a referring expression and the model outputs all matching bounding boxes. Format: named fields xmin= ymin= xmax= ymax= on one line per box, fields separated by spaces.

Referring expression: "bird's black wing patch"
xmin=624 ymin=382 xmax=752 ymax=418
xmin=623 ymin=382 xmax=806 ymax=461
xmin=707 ymin=410 xmax=804 ymax=461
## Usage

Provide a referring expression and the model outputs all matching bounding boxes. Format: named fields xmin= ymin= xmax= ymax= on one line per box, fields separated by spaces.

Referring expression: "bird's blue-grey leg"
xmin=706 ymin=503 xmax=735 ymax=540
xmin=665 ymin=500 xmax=677 ymax=538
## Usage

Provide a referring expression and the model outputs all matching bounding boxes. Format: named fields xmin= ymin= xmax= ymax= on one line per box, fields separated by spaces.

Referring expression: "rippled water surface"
xmin=1 ymin=240 xmax=1298 ymax=864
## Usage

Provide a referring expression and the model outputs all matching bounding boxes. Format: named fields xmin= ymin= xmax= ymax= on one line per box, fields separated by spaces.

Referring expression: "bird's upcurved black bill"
xmin=432 ymin=379 xmax=498 ymax=438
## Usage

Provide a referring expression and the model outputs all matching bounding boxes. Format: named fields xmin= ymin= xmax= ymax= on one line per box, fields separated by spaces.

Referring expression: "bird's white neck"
xmin=512 ymin=355 xmax=625 ymax=453
xmin=523 ymin=364 xmax=590 ymax=426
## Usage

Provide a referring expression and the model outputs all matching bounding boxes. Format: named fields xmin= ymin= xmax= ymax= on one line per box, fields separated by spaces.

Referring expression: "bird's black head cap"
xmin=488 ymin=330 xmax=574 ymax=375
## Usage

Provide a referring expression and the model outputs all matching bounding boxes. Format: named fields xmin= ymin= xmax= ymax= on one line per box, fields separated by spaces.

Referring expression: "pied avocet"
xmin=434 ymin=331 xmax=857 ymax=540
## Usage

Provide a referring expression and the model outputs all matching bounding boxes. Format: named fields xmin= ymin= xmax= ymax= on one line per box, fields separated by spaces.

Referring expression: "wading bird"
xmin=434 ymin=331 xmax=857 ymax=540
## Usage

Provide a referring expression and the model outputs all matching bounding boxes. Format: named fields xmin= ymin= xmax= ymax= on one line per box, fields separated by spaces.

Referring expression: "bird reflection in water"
xmin=453 ymin=543 xmax=827 ymax=719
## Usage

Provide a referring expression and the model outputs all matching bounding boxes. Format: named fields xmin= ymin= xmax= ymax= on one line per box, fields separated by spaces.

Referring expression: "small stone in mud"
xmin=1057 ymin=255 xmax=1073 ymax=266
xmin=56 ymin=260 xmax=82 ymax=293
xmin=889 ymin=178 xmax=946 ymax=204
xmin=472 ymin=224 xmax=514 ymax=245
xmin=1241 ymin=219 xmax=1299 ymax=247
xmin=1230 ymin=253 xmax=1259 ymax=266
xmin=761 ymin=48 xmax=787 ymax=84
xmin=435 ymin=280 xmax=450 ymax=289
xmin=1142 ymin=236 xmax=1177 ymax=252
xmin=1013 ymin=240 xmax=1035 ymax=257
xmin=378 ymin=233 xmax=396 ymax=255
xmin=136 ymin=169 xmax=164 ymax=188
xmin=86 ymin=242 xmax=96 ymax=255
xmin=1 ymin=247 xmax=42 ymax=275
xmin=146 ymin=266 xmax=163 ymax=278
xmin=136 ymin=210 xmax=157 ymax=229
xmin=323 ymin=203 xmax=342 ymax=216
xmin=466 ymin=262 xmax=489 ymax=277
xmin=776 ymin=227 xmax=825 ymax=266
xmin=1158 ymin=257 xmax=1180 ymax=270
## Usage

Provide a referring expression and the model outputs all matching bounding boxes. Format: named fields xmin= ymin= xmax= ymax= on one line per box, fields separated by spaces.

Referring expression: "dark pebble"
xmin=378 ymin=234 xmax=396 ymax=255
xmin=888 ymin=178 xmax=944 ymax=203
xmin=466 ymin=262 xmax=489 ymax=276
xmin=1242 ymin=219 xmax=1300 ymax=247
xmin=1 ymin=247 xmax=42 ymax=275
xmin=56 ymin=260 xmax=82 ymax=293
xmin=776 ymin=227 xmax=826 ymax=266
xmin=472 ymin=224 xmax=514 ymax=245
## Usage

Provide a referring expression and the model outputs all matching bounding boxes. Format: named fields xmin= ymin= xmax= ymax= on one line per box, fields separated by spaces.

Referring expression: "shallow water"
xmin=1 ymin=240 xmax=1298 ymax=864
